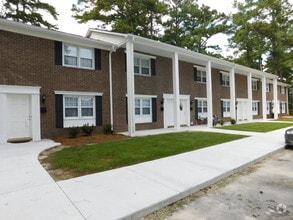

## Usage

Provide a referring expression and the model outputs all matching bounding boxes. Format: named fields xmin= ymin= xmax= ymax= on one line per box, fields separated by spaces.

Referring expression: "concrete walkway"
xmin=0 ymin=127 xmax=291 ymax=220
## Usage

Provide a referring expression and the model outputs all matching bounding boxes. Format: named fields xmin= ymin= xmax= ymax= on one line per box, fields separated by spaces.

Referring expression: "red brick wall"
xmin=0 ymin=30 xmax=111 ymax=138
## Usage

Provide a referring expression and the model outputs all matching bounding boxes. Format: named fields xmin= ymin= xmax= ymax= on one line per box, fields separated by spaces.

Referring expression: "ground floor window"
xmin=252 ymin=101 xmax=259 ymax=115
xmin=222 ymin=100 xmax=231 ymax=117
xmin=266 ymin=102 xmax=271 ymax=114
xmin=280 ymin=102 xmax=286 ymax=114
xmin=64 ymin=96 xmax=94 ymax=118
xmin=197 ymin=99 xmax=208 ymax=118
xmin=134 ymin=98 xmax=152 ymax=123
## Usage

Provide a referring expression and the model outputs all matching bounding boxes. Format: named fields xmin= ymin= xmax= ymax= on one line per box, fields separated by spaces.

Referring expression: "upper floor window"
xmin=221 ymin=72 xmax=230 ymax=87
xmin=280 ymin=86 xmax=286 ymax=94
xmin=195 ymin=68 xmax=206 ymax=83
xmin=266 ymin=83 xmax=270 ymax=92
xmin=134 ymin=56 xmax=151 ymax=76
xmin=63 ymin=44 xmax=94 ymax=69
xmin=252 ymin=79 xmax=259 ymax=90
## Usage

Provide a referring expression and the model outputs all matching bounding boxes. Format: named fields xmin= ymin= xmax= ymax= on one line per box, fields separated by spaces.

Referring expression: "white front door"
xmin=164 ymin=94 xmax=190 ymax=128
xmin=7 ymin=94 xmax=31 ymax=139
xmin=237 ymin=99 xmax=248 ymax=121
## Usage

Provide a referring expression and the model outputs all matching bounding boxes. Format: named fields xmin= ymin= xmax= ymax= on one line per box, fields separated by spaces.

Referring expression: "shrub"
xmin=68 ymin=126 xmax=80 ymax=138
xmin=230 ymin=118 xmax=236 ymax=125
xmin=220 ymin=118 xmax=225 ymax=126
xmin=81 ymin=124 xmax=95 ymax=136
xmin=103 ymin=124 xmax=113 ymax=134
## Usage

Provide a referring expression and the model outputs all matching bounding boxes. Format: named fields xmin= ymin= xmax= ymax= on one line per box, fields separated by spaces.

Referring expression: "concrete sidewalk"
xmin=0 ymin=127 xmax=290 ymax=220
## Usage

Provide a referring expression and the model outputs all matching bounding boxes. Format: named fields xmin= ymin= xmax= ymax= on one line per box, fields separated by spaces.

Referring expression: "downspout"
xmin=109 ymin=49 xmax=114 ymax=131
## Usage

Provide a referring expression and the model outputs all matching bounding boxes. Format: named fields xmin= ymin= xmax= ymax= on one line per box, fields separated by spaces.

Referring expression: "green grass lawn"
xmin=46 ymin=132 xmax=245 ymax=176
xmin=219 ymin=122 xmax=293 ymax=132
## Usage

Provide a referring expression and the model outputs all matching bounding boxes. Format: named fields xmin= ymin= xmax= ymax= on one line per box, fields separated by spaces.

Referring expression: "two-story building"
xmin=0 ymin=19 xmax=289 ymax=143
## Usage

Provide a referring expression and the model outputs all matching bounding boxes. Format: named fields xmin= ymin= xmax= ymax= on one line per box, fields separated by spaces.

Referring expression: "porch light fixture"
xmin=161 ymin=98 xmax=164 ymax=104
xmin=41 ymin=95 xmax=46 ymax=104
xmin=190 ymin=100 xmax=194 ymax=105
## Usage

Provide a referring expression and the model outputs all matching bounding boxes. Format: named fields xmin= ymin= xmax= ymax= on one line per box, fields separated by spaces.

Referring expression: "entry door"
xmin=237 ymin=99 xmax=248 ymax=121
xmin=164 ymin=96 xmax=189 ymax=128
xmin=7 ymin=94 xmax=31 ymax=139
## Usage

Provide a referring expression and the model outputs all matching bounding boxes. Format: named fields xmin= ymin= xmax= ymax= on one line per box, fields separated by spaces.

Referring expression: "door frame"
xmin=0 ymin=85 xmax=41 ymax=144
xmin=163 ymin=93 xmax=190 ymax=128
xmin=236 ymin=98 xmax=248 ymax=121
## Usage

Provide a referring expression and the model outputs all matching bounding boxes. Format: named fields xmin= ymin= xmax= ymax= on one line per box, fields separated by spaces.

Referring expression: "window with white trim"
xmin=134 ymin=56 xmax=151 ymax=76
xmin=252 ymin=101 xmax=259 ymax=115
xmin=281 ymin=102 xmax=286 ymax=114
xmin=198 ymin=99 xmax=208 ymax=118
xmin=196 ymin=69 xmax=206 ymax=83
xmin=221 ymin=72 xmax=230 ymax=86
xmin=222 ymin=100 xmax=231 ymax=117
xmin=134 ymin=98 xmax=152 ymax=123
xmin=64 ymin=96 xmax=95 ymax=118
xmin=63 ymin=44 xmax=94 ymax=69
xmin=281 ymin=86 xmax=286 ymax=94
xmin=266 ymin=83 xmax=270 ymax=92
xmin=252 ymin=79 xmax=258 ymax=90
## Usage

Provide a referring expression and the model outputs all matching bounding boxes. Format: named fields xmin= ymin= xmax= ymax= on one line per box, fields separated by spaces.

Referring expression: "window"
xmin=221 ymin=72 xmax=230 ymax=86
xmin=134 ymin=98 xmax=152 ymax=123
xmin=280 ymin=102 xmax=286 ymax=114
xmin=266 ymin=102 xmax=271 ymax=114
xmin=134 ymin=56 xmax=151 ymax=76
xmin=196 ymin=69 xmax=206 ymax=83
xmin=63 ymin=44 xmax=94 ymax=69
xmin=64 ymin=96 xmax=94 ymax=118
xmin=222 ymin=100 xmax=231 ymax=117
xmin=281 ymin=86 xmax=286 ymax=94
xmin=197 ymin=99 xmax=208 ymax=118
xmin=252 ymin=101 xmax=259 ymax=115
xmin=252 ymin=79 xmax=258 ymax=90
xmin=266 ymin=83 xmax=270 ymax=92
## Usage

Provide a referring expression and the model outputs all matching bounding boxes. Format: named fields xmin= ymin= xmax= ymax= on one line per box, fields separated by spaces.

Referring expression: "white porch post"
xmin=273 ymin=77 xmax=278 ymax=119
xmin=206 ymin=60 xmax=213 ymax=127
xmin=172 ymin=52 xmax=180 ymax=131
xmin=229 ymin=67 xmax=236 ymax=119
xmin=31 ymin=94 xmax=41 ymax=141
xmin=247 ymin=72 xmax=253 ymax=121
xmin=261 ymin=76 xmax=267 ymax=120
xmin=286 ymin=87 xmax=289 ymax=114
xmin=0 ymin=93 xmax=7 ymax=143
xmin=126 ymin=40 xmax=136 ymax=136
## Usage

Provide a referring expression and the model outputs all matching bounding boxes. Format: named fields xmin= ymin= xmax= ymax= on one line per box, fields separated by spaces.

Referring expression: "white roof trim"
xmin=0 ymin=19 xmax=113 ymax=51
xmin=54 ymin=91 xmax=103 ymax=96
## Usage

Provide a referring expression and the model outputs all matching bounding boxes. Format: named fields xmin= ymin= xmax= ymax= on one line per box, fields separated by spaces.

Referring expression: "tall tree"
xmin=2 ymin=0 xmax=58 ymax=29
xmin=229 ymin=0 xmax=292 ymax=79
xmin=162 ymin=0 xmax=229 ymax=55
xmin=72 ymin=0 xmax=167 ymax=39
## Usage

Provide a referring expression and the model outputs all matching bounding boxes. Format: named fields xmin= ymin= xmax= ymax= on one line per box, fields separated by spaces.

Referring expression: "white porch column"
xmin=206 ymin=60 xmax=213 ymax=127
xmin=172 ymin=52 xmax=180 ymax=131
xmin=0 ymin=93 xmax=8 ymax=143
xmin=273 ymin=77 xmax=278 ymax=119
xmin=261 ymin=76 xmax=267 ymax=120
xmin=126 ymin=40 xmax=136 ymax=136
xmin=247 ymin=72 xmax=253 ymax=121
xmin=31 ymin=94 xmax=41 ymax=141
xmin=229 ymin=67 xmax=236 ymax=119
xmin=286 ymin=87 xmax=289 ymax=114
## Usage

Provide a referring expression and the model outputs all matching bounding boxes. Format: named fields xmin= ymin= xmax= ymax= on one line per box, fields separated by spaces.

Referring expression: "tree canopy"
xmin=229 ymin=0 xmax=293 ymax=79
xmin=1 ymin=0 xmax=58 ymax=29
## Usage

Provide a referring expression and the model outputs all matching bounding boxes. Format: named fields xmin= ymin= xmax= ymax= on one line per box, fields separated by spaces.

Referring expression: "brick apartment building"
xmin=0 ymin=19 xmax=289 ymax=143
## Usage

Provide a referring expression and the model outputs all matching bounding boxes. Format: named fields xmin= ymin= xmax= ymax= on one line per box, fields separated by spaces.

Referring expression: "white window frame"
xmin=221 ymin=72 xmax=230 ymax=87
xmin=280 ymin=102 xmax=286 ymax=114
xmin=133 ymin=53 xmax=155 ymax=76
xmin=281 ymin=86 xmax=286 ymax=94
xmin=197 ymin=98 xmax=208 ymax=118
xmin=266 ymin=83 xmax=270 ymax=93
xmin=195 ymin=66 xmax=206 ymax=84
xmin=64 ymin=96 xmax=95 ymax=119
xmin=222 ymin=99 xmax=231 ymax=117
xmin=134 ymin=96 xmax=153 ymax=123
xmin=252 ymin=101 xmax=259 ymax=115
xmin=266 ymin=102 xmax=271 ymax=114
xmin=252 ymin=79 xmax=258 ymax=90
xmin=63 ymin=43 xmax=95 ymax=70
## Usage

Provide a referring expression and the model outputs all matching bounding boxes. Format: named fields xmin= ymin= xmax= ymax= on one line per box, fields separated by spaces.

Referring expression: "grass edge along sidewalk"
xmin=44 ymin=132 xmax=246 ymax=179
xmin=218 ymin=122 xmax=293 ymax=133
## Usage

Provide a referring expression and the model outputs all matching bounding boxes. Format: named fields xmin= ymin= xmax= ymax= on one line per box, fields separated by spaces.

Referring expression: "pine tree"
xmin=2 ymin=0 xmax=58 ymax=29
